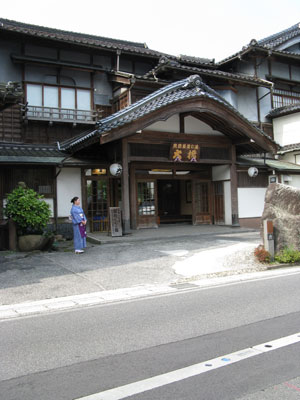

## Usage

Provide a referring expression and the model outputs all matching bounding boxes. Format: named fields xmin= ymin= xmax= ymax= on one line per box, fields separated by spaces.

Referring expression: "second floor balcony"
xmin=24 ymin=104 xmax=100 ymax=124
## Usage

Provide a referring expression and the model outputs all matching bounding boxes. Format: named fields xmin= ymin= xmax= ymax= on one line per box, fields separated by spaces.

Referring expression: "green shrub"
xmin=4 ymin=186 xmax=51 ymax=235
xmin=274 ymin=246 xmax=300 ymax=264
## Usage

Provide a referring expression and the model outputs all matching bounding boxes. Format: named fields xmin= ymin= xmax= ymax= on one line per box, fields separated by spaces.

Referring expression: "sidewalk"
xmin=0 ymin=224 xmax=295 ymax=320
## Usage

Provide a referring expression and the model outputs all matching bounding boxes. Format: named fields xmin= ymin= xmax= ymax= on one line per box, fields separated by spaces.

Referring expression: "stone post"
xmin=263 ymin=219 xmax=275 ymax=261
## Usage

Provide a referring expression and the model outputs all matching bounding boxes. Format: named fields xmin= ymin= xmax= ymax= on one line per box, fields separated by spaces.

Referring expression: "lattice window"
xmin=272 ymin=89 xmax=300 ymax=108
xmin=2 ymin=167 xmax=54 ymax=197
xmin=137 ymin=181 xmax=155 ymax=215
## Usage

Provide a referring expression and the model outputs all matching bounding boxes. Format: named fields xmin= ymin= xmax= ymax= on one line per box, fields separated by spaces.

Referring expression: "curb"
xmin=1 ymin=266 xmax=300 ymax=321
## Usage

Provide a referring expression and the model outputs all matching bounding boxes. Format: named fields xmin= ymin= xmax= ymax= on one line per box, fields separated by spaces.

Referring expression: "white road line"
xmin=75 ymin=332 xmax=300 ymax=400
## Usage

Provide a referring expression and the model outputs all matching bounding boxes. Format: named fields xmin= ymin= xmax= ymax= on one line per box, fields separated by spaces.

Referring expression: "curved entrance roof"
xmin=59 ymin=75 xmax=278 ymax=155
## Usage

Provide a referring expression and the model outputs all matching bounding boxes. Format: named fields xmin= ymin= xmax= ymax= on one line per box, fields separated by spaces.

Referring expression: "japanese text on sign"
xmin=170 ymin=143 xmax=200 ymax=162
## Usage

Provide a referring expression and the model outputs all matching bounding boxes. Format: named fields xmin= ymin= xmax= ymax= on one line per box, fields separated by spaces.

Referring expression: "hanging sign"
xmin=170 ymin=143 xmax=200 ymax=162
xmin=109 ymin=207 xmax=123 ymax=237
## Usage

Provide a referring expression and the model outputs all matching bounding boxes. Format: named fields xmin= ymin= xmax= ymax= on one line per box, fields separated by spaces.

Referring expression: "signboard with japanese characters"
xmin=109 ymin=207 xmax=123 ymax=237
xmin=170 ymin=143 xmax=200 ymax=162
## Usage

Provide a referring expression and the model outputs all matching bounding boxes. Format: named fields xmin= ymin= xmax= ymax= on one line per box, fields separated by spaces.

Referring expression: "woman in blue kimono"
xmin=70 ymin=197 xmax=87 ymax=254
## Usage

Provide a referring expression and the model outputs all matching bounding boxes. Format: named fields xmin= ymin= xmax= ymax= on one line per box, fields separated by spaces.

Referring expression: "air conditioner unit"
xmin=268 ymin=175 xmax=278 ymax=184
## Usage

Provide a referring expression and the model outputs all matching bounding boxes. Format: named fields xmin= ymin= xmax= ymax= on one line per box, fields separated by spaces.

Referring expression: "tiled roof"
xmin=218 ymin=43 xmax=300 ymax=66
xmin=59 ymin=74 xmax=277 ymax=151
xmin=258 ymin=23 xmax=300 ymax=49
xmin=178 ymin=54 xmax=214 ymax=66
xmin=238 ymin=155 xmax=300 ymax=171
xmin=278 ymin=143 xmax=300 ymax=155
xmin=0 ymin=19 xmax=217 ymax=68
xmin=0 ymin=142 xmax=99 ymax=165
xmin=268 ymin=102 xmax=300 ymax=118
xmin=0 ymin=18 xmax=171 ymax=59
xmin=147 ymin=57 xmax=272 ymax=87
xmin=0 ymin=142 xmax=65 ymax=164
xmin=219 ymin=24 xmax=300 ymax=65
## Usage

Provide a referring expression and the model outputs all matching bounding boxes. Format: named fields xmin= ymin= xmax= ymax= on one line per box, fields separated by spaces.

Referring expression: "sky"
xmin=2 ymin=0 xmax=300 ymax=61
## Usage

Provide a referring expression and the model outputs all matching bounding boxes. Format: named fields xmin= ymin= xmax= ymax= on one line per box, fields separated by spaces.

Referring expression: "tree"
xmin=4 ymin=185 xmax=51 ymax=235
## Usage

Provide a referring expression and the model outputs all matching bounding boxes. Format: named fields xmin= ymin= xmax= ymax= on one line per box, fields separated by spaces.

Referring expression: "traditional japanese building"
xmin=1 ymin=18 xmax=300 ymax=246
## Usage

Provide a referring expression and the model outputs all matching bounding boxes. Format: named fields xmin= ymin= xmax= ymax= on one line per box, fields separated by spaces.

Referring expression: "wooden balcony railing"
xmin=272 ymin=89 xmax=300 ymax=109
xmin=23 ymin=105 xmax=100 ymax=124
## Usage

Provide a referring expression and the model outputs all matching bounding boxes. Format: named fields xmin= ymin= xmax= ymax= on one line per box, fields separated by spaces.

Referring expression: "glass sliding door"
xmin=192 ymin=181 xmax=212 ymax=225
xmin=213 ymin=182 xmax=225 ymax=225
xmin=137 ymin=180 xmax=158 ymax=228
xmin=86 ymin=179 xmax=109 ymax=232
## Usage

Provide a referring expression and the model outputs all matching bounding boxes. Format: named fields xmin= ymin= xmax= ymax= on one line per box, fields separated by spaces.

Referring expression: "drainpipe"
xmin=116 ymin=50 xmax=121 ymax=72
xmin=128 ymin=77 xmax=136 ymax=106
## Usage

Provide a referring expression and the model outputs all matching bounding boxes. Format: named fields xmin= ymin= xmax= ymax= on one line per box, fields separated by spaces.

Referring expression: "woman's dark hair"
xmin=71 ymin=196 xmax=79 ymax=204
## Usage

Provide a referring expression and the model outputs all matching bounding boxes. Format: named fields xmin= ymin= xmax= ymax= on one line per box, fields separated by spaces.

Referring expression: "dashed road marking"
xmin=75 ymin=332 xmax=300 ymax=400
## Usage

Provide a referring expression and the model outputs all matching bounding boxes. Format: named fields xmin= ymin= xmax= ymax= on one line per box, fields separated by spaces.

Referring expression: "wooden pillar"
xmin=230 ymin=145 xmax=240 ymax=226
xmin=121 ymin=138 xmax=131 ymax=233
xmin=179 ymin=113 xmax=185 ymax=133
xmin=130 ymin=163 xmax=137 ymax=229
xmin=8 ymin=219 xmax=17 ymax=251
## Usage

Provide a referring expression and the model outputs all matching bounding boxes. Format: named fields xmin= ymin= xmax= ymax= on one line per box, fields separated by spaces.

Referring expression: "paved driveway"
xmin=0 ymin=226 xmax=262 ymax=306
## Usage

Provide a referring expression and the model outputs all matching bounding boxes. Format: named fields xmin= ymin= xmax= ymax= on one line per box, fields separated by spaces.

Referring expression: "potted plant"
xmin=4 ymin=184 xmax=52 ymax=251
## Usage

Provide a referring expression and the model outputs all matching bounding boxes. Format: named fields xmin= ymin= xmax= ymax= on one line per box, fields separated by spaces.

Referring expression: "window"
xmin=26 ymin=83 xmax=93 ymax=122
xmin=27 ymin=84 xmax=42 ymax=106
xmin=272 ymin=89 xmax=300 ymax=108
xmin=26 ymin=84 xmax=92 ymax=110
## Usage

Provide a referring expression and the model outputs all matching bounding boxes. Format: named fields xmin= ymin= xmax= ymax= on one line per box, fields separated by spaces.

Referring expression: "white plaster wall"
xmin=277 ymin=175 xmax=300 ymax=189
xmin=57 ymin=168 xmax=81 ymax=217
xmin=216 ymin=89 xmax=238 ymax=109
xmin=237 ymin=87 xmax=258 ymax=121
xmin=144 ymin=115 xmax=180 ymax=133
xmin=273 ymin=113 xmax=300 ymax=146
xmin=272 ymin=61 xmax=290 ymax=79
xmin=258 ymin=86 xmax=272 ymax=122
xmin=224 ymin=181 xmax=232 ymax=225
xmin=43 ymin=198 xmax=54 ymax=217
xmin=237 ymin=62 xmax=254 ymax=75
xmin=238 ymin=188 xmax=267 ymax=218
xmin=212 ymin=165 xmax=230 ymax=181
xmin=184 ymin=116 xmax=223 ymax=135
xmin=282 ymin=153 xmax=297 ymax=164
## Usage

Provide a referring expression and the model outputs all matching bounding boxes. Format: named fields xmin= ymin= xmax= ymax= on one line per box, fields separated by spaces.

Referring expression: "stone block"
xmin=261 ymin=183 xmax=300 ymax=252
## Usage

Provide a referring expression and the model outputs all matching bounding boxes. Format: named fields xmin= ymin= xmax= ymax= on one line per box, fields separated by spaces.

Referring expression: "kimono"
xmin=70 ymin=205 xmax=87 ymax=250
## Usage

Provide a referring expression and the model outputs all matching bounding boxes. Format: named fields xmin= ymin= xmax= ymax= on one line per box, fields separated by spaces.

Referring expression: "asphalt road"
xmin=1 ymin=271 xmax=300 ymax=399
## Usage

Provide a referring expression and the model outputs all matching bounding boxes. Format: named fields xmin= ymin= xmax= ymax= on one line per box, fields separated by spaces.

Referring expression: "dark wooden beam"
xmin=230 ymin=144 xmax=239 ymax=226
xmin=121 ymin=138 xmax=130 ymax=233
xmin=179 ymin=113 xmax=185 ymax=133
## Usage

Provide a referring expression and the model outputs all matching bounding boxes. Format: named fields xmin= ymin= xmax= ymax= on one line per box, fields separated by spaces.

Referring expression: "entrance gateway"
xmin=134 ymin=165 xmax=225 ymax=229
xmin=83 ymin=163 xmax=225 ymax=232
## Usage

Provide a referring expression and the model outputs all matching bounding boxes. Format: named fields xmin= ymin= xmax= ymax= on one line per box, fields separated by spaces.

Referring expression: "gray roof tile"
xmin=258 ymin=23 xmax=300 ymax=49
xmin=268 ymin=102 xmax=300 ymax=118
xmin=0 ymin=18 xmax=170 ymax=59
